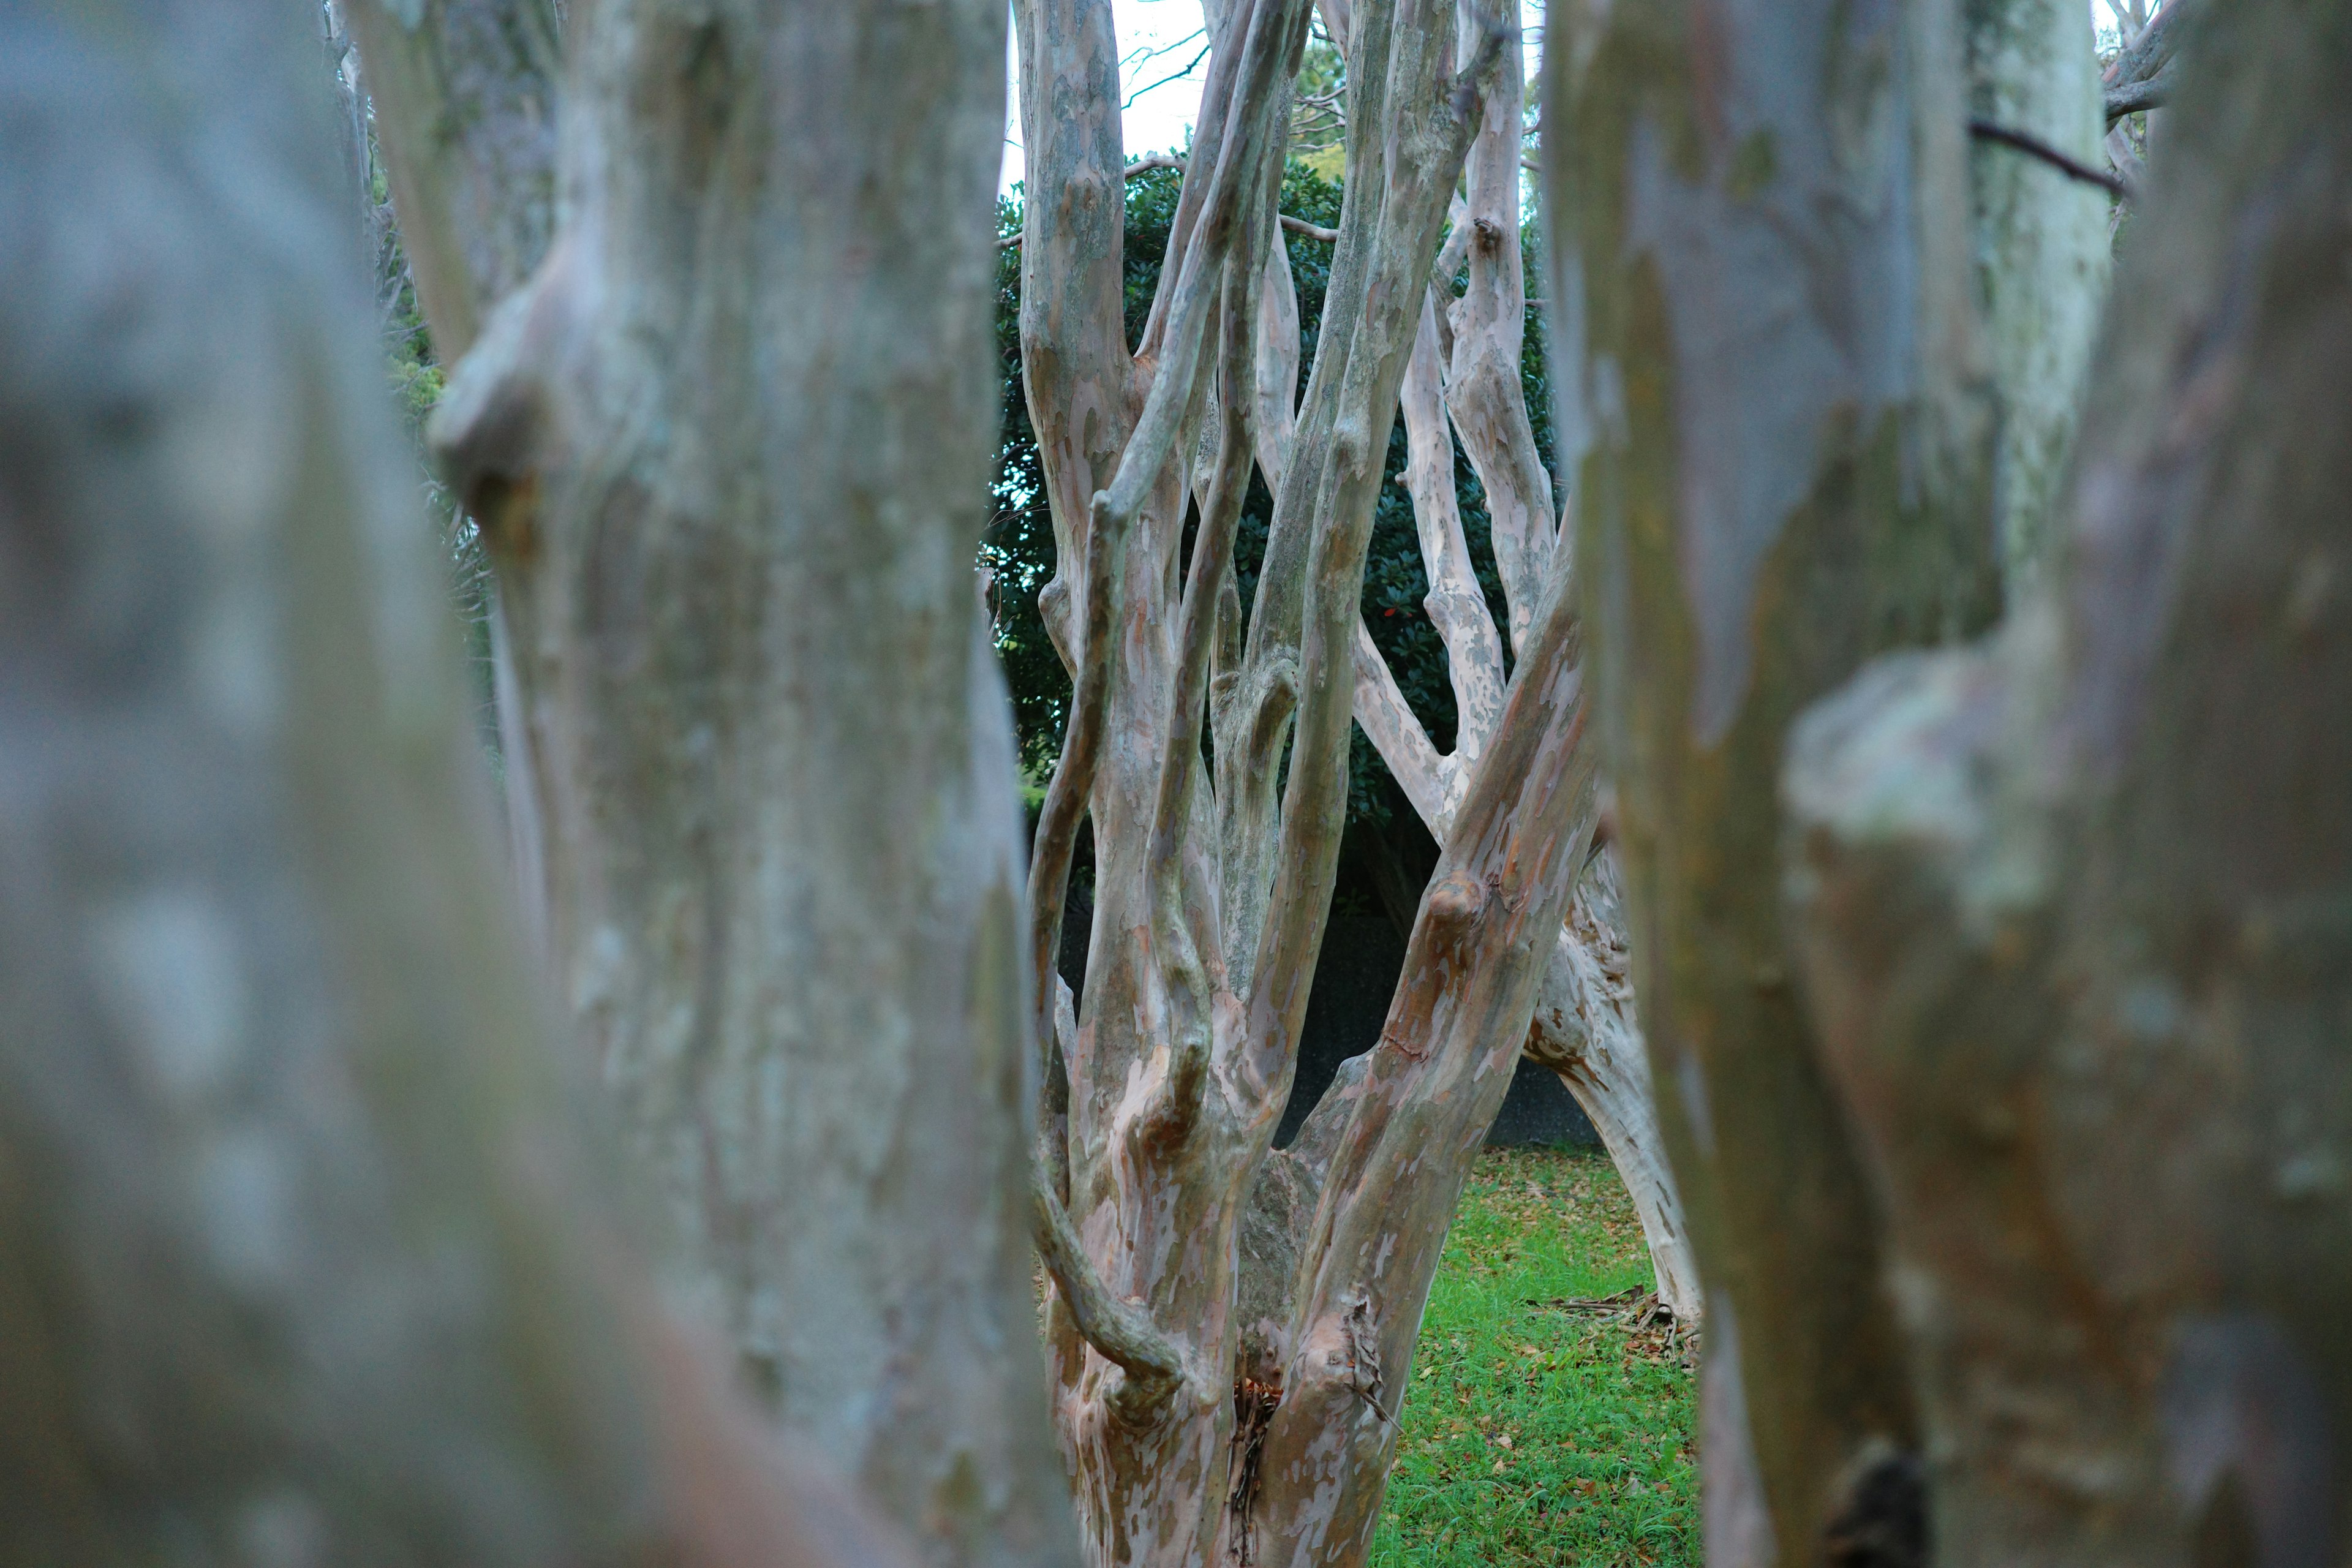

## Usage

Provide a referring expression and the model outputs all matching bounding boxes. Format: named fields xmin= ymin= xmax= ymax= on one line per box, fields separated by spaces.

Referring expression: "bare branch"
xmin=1142 ymin=249 xmax=1263 ymax=1149
xmin=2101 ymin=0 xmax=2191 ymax=121
xmin=1970 ymin=118 xmax=2131 ymax=198
xmin=1351 ymin=620 xmax=1454 ymax=826
xmin=1240 ymin=0 xmax=1503 ymax=1085
xmin=1441 ymin=2 xmax=1553 ymax=656
xmin=1030 ymin=1165 xmax=1191 ymax=1407
xmin=1025 ymin=0 xmax=1302 ymax=1225
xmin=2103 ymin=66 xmax=2172 ymax=123
xmin=1398 ymin=291 xmax=1507 ymax=761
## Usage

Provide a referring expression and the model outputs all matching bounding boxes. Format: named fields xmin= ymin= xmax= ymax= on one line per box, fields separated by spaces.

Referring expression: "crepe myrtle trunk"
xmin=1962 ymin=0 xmax=2110 ymax=590
xmin=0 ymin=6 xmax=908 ymax=1564
xmin=1784 ymin=0 xmax=2352 ymax=1559
xmin=415 ymin=4 xmax=1076 ymax=1566
xmin=1341 ymin=2 xmax=1700 ymax=1324
xmin=1009 ymin=2 xmax=1626 ymax=1566
xmin=1545 ymin=0 xmax=2006 ymax=1559
xmin=336 ymin=0 xmax=562 ymax=945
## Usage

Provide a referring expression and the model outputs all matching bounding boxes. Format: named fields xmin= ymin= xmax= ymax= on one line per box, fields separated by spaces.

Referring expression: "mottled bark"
xmin=1545 ymin=0 xmax=2003 ymax=1559
xmin=1009 ymin=2 xmax=1588 ymax=1564
xmin=1964 ymin=0 xmax=2110 ymax=589
xmin=1237 ymin=563 xmax=1602 ymax=1568
xmin=338 ymin=0 xmax=559 ymax=356
xmin=421 ymin=5 xmax=1074 ymax=1566
xmin=1785 ymin=0 xmax=2352 ymax=1560
xmin=1340 ymin=4 xmax=1699 ymax=1324
xmin=0 ymin=6 xmax=903 ymax=1564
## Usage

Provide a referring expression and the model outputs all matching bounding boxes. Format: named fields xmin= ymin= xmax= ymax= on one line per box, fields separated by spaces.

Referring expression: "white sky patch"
xmin=1003 ymin=0 xmax=2132 ymax=194
xmin=1004 ymin=1 xmax=1210 ymax=194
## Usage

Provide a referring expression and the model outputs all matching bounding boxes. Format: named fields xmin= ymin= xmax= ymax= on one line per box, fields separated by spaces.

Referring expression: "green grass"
xmin=1367 ymin=1148 xmax=1698 ymax=1568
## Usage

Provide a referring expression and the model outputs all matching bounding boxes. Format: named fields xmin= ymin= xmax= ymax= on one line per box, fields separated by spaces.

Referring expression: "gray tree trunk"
xmin=1785 ymin=0 xmax=2352 ymax=1559
xmin=336 ymin=0 xmax=560 ymax=940
xmin=414 ymin=5 xmax=1078 ymax=1566
xmin=0 ymin=6 xmax=906 ymax=1563
xmin=1965 ymin=0 xmax=2111 ymax=589
xmin=1544 ymin=0 xmax=2004 ymax=1558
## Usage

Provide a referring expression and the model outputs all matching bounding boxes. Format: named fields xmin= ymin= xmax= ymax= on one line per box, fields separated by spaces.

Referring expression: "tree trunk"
xmin=337 ymin=0 xmax=561 ymax=935
xmin=1520 ymin=858 xmax=1704 ymax=1321
xmin=1964 ymin=0 xmax=2110 ymax=589
xmin=0 ymin=6 xmax=903 ymax=1562
xmin=1009 ymin=3 xmax=1610 ymax=1564
xmin=421 ymin=5 xmax=1077 ymax=1566
xmin=1235 ymin=563 xmax=1604 ymax=1568
xmin=1785 ymin=0 xmax=2352 ymax=1559
xmin=1336 ymin=6 xmax=1700 ymax=1318
xmin=1544 ymin=0 xmax=2004 ymax=1558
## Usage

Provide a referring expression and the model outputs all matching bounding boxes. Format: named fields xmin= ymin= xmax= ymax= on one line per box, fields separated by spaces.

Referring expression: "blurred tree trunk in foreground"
xmin=400 ymin=2 xmax=1080 ymax=1564
xmin=0 ymin=4 xmax=905 ymax=1562
xmin=1546 ymin=0 xmax=2003 ymax=1555
xmin=1786 ymin=0 xmax=2352 ymax=1558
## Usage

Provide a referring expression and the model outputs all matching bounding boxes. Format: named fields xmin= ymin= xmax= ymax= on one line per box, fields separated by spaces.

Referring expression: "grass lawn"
xmin=1367 ymin=1147 xmax=1698 ymax=1568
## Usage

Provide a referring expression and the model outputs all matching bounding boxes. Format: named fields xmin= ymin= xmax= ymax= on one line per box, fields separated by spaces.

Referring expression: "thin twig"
xmin=1967 ymin=118 xmax=2130 ymax=200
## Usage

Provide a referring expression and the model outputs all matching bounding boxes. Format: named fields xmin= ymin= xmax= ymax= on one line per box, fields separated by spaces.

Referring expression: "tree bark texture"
xmin=1011 ymin=2 xmax=1608 ymax=1565
xmin=1545 ymin=0 xmax=2005 ymax=1558
xmin=1339 ymin=5 xmax=1700 ymax=1323
xmin=1962 ymin=0 xmax=2111 ymax=590
xmin=424 ymin=6 xmax=1076 ymax=1566
xmin=339 ymin=0 xmax=563 ymax=951
xmin=1784 ymin=1 xmax=2352 ymax=1561
xmin=0 ymin=6 xmax=907 ymax=1564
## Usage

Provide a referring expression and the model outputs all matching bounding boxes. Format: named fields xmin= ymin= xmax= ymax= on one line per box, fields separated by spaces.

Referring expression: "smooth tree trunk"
xmin=0 ymin=6 xmax=905 ymax=1563
xmin=1011 ymin=2 xmax=1613 ymax=1565
xmin=1784 ymin=0 xmax=2352 ymax=1559
xmin=1963 ymin=0 xmax=2111 ymax=588
xmin=420 ymin=4 xmax=1077 ymax=1566
xmin=1544 ymin=0 xmax=2005 ymax=1558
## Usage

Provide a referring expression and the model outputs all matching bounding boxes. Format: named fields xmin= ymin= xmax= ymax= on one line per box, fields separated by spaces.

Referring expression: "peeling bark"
xmin=1545 ymin=0 xmax=2004 ymax=1558
xmin=1338 ymin=2 xmax=1700 ymax=1326
xmin=1008 ymin=1 xmax=1588 ymax=1563
xmin=0 ymin=6 xmax=908 ymax=1563
xmin=1785 ymin=0 xmax=2352 ymax=1558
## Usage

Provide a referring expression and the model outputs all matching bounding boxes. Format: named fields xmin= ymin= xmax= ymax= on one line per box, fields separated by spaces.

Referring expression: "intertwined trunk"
xmin=1341 ymin=10 xmax=1699 ymax=1321
xmin=1012 ymin=3 xmax=1618 ymax=1565
xmin=0 ymin=4 xmax=903 ymax=1561
xmin=396 ymin=4 xmax=1076 ymax=1564
xmin=1545 ymin=0 xmax=2005 ymax=1557
xmin=1785 ymin=0 xmax=2352 ymax=1558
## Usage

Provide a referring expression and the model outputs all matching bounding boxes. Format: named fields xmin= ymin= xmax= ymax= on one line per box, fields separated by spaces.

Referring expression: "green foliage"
xmin=1371 ymin=1148 xmax=1697 ymax=1568
xmin=987 ymin=157 xmax=1557 ymax=826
